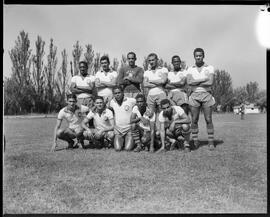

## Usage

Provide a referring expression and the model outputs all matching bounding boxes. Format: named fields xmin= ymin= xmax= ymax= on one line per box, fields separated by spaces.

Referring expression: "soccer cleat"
xmin=208 ymin=142 xmax=215 ymax=151
xmin=134 ymin=144 xmax=143 ymax=152
xmin=193 ymin=140 xmax=199 ymax=149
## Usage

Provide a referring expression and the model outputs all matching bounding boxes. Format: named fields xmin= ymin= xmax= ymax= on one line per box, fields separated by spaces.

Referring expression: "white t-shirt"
xmin=70 ymin=75 xmax=95 ymax=98
xmin=109 ymin=97 xmax=136 ymax=133
xmin=58 ymin=105 xmax=89 ymax=130
xmin=144 ymin=67 xmax=168 ymax=95
xmin=186 ymin=64 xmax=214 ymax=92
xmin=158 ymin=106 xmax=185 ymax=128
xmin=86 ymin=108 xmax=114 ymax=131
xmin=167 ymin=70 xmax=187 ymax=91
xmin=132 ymin=106 xmax=156 ymax=131
xmin=95 ymin=70 xmax=118 ymax=97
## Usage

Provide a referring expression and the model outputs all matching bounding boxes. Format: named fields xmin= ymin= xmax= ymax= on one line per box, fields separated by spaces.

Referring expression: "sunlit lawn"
xmin=3 ymin=113 xmax=267 ymax=213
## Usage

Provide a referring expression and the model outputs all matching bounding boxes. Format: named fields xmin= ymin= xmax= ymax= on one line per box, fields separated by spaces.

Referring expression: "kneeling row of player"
xmin=51 ymin=86 xmax=191 ymax=153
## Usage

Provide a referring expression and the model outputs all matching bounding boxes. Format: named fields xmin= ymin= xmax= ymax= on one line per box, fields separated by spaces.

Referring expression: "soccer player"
xmin=70 ymin=61 xmax=95 ymax=107
xmin=165 ymin=55 xmax=189 ymax=115
xmin=82 ymin=96 xmax=114 ymax=149
xmin=143 ymin=53 xmax=168 ymax=115
xmin=51 ymin=94 xmax=89 ymax=152
xmin=95 ymin=56 xmax=118 ymax=105
xmin=117 ymin=52 xmax=144 ymax=98
xmin=130 ymin=94 xmax=156 ymax=153
xmin=186 ymin=48 xmax=215 ymax=150
xmin=158 ymin=99 xmax=191 ymax=153
xmin=109 ymin=86 xmax=136 ymax=151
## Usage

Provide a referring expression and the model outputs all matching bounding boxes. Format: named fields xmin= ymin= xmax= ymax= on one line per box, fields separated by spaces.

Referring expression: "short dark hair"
xmin=66 ymin=93 xmax=77 ymax=101
xmin=112 ymin=85 xmax=123 ymax=93
xmin=171 ymin=55 xmax=181 ymax=62
xmin=148 ymin=53 xmax=158 ymax=60
xmin=135 ymin=93 xmax=146 ymax=102
xmin=160 ymin=99 xmax=171 ymax=107
xmin=127 ymin=52 xmax=136 ymax=59
xmin=94 ymin=96 xmax=104 ymax=102
xmin=193 ymin=48 xmax=205 ymax=57
xmin=79 ymin=61 xmax=88 ymax=68
xmin=100 ymin=55 xmax=110 ymax=64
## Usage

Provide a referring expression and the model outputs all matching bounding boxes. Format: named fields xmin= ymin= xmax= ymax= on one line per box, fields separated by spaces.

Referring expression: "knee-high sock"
xmin=191 ymin=124 xmax=199 ymax=141
xmin=207 ymin=127 xmax=214 ymax=143
xmin=131 ymin=129 xmax=141 ymax=146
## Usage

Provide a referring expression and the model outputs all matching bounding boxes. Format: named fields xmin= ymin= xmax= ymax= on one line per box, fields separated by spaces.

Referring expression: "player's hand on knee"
xmin=51 ymin=142 xmax=57 ymax=152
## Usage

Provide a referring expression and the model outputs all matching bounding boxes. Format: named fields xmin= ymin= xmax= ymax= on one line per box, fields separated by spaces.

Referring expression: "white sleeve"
xmin=149 ymin=112 xmax=156 ymax=122
xmin=57 ymin=109 xmax=65 ymax=120
xmin=106 ymin=109 xmax=114 ymax=120
xmin=132 ymin=106 xmax=141 ymax=117
xmin=158 ymin=112 xmax=165 ymax=123
xmin=86 ymin=110 xmax=94 ymax=119
xmin=175 ymin=106 xmax=185 ymax=117
xmin=209 ymin=65 xmax=215 ymax=74
xmin=70 ymin=76 xmax=76 ymax=83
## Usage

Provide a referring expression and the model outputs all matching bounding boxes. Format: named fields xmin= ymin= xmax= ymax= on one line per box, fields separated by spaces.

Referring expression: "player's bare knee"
xmin=56 ymin=129 xmax=64 ymax=138
xmin=182 ymin=124 xmax=190 ymax=132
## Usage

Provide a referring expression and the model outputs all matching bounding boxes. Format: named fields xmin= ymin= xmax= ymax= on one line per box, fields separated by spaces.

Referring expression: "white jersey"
xmin=70 ymin=75 xmax=95 ymax=98
xmin=132 ymin=106 xmax=156 ymax=131
xmin=86 ymin=108 xmax=114 ymax=131
xmin=167 ymin=69 xmax=187 ymax=91
xmin=144 ymin=67 xmax=168 ymax=95
xmin=186 ymin=64 xmax=214 ymax=92
xmin=95 ymin=69 xmax=117 ymax=97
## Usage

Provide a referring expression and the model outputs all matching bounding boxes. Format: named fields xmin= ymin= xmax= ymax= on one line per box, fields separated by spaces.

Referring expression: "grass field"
xmin=3 ymin=113 xmax=267 ymax=213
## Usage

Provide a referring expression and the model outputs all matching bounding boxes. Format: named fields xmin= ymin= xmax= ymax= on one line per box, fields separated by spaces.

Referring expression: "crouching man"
xmin=51 ymin=94 xmax=89 ymax=151
xmin=158 ymin=99 xmax=191 ymax=153
xmin=82 ymin=96 xmax=114 ymax=149
xmin=130 ymin=94 xmax=156 ymax=153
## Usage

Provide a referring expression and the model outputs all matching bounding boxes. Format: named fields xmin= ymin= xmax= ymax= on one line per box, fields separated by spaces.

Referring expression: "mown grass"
xmin=3 ymin=113 xmax=267 ymax=213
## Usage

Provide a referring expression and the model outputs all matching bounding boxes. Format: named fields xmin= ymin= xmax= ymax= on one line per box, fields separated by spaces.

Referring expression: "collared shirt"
xmin=167 ymin=69 xmax=187 ymax=92
xmin=158 ymin=106 xmax=185 ymax=128
xmin=132 ymin=105 xmax=156 ymax=131
xmin=86 ymin=108 xmax=114 ymax=131
xmin=70 ymin=75 xmax=95 ymax=98
xmin=58 ymin=105 xmax=89 ymax=130
xmin=109 ymin=97 xmax=136 ymax=132
xmin=144 ymin=66 xmax=168 ymax=95
xmin=186 ymin=64 xmax=214 ymax=92
xmin=95 ymin=69 xmax=118 ymax=97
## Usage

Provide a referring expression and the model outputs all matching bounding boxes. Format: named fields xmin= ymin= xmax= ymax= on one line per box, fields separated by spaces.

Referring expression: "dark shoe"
xmin=66 ymin=140 xmax=75 ymax=149
xmin=134 ymin=145 xmax=143 ymax=152
xmin=193 ymin=140 xmax=199 ymax=149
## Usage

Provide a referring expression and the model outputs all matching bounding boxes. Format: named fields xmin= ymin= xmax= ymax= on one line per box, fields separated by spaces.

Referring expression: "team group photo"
xmin=3 ymin=5 xmax=267 ymax=213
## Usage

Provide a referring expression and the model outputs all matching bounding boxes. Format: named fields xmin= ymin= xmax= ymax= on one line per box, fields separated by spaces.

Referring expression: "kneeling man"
xmin=130 ymin=94 xmax=156 ymax=152
xmin=82 ymin=96 xmax=114 ymax=148
xmin=158 ymin=99 xmax=191 ymax=153
xmin=51 ymin=94 xmax=89 ymax=151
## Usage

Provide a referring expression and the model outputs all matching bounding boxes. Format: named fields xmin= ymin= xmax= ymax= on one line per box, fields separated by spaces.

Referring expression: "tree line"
xmin=4 ymin=31 xmax=267 ymax=115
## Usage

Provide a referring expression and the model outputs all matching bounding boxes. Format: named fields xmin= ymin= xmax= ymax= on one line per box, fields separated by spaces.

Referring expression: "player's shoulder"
xmin=173 ymin=105 xmax=185 ymax=113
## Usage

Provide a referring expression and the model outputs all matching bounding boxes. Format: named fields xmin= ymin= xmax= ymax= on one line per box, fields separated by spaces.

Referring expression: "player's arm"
xmin=76 ymin=84 xmax=94 ymax=94
xmin=149 ymin=120 xmax=155 ymax=152
xmin=143 ymin=76 xmax=156 ymax=88
xmin=99 ymin=76 xmax=117 ymax=87
xmin=149 ymin=73 xmax=168 ymax=85
xmin=70 ymin=82 xmax=87 ymax=94
xmin=130 ymin=112 xmax=140 ymax=124
xmin=82 ymin=116 xmax=92 ymax=131
xmin=51 ymin=119 xmax=62 ymax=152
xmin=125 ymin=69 xmax=144 ymax=84
xmin=117 ymin=68 xmax=127 ymax=85
xmin=172 ymin=112 xmax=191 ymax=124
xmin=186 ymin=74 xmax=208 ymax=86
xmin=170 ymin=76 xmax=187 ymax=88
xmin=104 ymin=118 xmax=115 ymax=132
xmin=160 ymin=122 xmax=166 ymax=149
xmin=199 ymin=73 xmax=214 ymax=86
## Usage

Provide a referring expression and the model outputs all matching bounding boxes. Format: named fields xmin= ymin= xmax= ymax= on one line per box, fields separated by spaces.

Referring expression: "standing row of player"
xmin=51 ymin=48 xmax=215 ymax=153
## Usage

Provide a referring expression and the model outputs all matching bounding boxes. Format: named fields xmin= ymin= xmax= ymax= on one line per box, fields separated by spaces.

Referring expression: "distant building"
xmin=233 ymin=103 xmax=260 ymax=114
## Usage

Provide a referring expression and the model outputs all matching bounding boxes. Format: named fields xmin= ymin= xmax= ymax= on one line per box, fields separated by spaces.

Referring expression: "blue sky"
xmin=3 ymin=5 xmax=267 ymax=89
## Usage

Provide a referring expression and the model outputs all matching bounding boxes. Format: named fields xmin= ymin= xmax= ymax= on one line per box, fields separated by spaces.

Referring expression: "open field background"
xmin=3 ymin=113 xmax=267 ymax=213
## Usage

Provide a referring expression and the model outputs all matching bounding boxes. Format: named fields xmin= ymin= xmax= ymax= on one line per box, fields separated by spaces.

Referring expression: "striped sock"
xmin=131 ymin=129 xmax=141 ymax=146
xmin=207 ymin=128 xmax=214 ymax=144
xmin=191 ymin=127 xmax=199 ymax=142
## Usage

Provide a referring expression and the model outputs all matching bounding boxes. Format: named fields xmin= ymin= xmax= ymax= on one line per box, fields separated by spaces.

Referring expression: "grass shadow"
xmin=190 ymin=139 xmax=224 ymax=150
